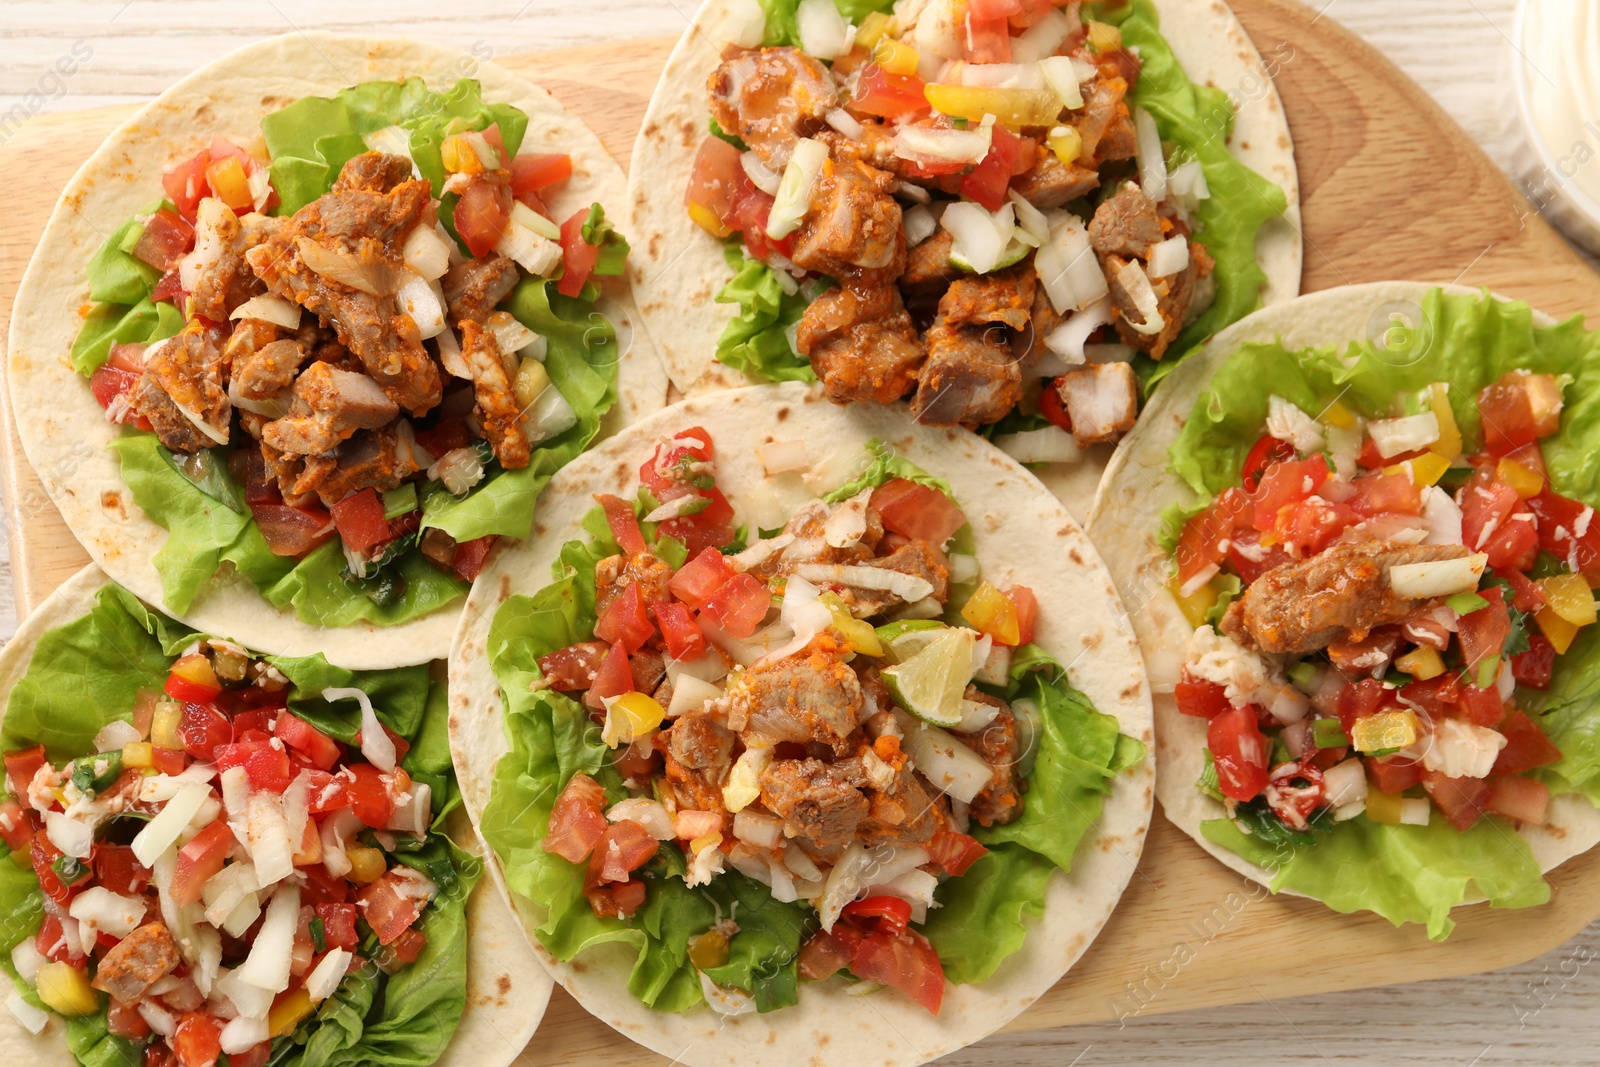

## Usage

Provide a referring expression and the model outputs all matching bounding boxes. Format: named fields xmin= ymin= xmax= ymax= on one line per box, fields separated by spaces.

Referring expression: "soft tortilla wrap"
xmin=447 ymin=381 xmax=1155 ymax=1067
xmin=1085 ymin=281 xmax=1600 ymax=906
xmin=0 ymin=564 xmax=552 ymax=1067
xmin=624 ymin=0 xmax=1302 ymax=519
xmin=6 ymin=32 xmax=669 ymax=670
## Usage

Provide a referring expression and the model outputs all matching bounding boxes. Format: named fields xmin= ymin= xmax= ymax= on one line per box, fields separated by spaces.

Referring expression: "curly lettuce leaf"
xmin=712 ymin=243 xmax=817 ymax=382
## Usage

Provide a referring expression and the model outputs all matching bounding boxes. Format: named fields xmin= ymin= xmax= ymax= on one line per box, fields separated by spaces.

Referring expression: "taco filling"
xmin=73 ymin=77 xmax=629 ymax=627
xmin=686 ymin=0 xmax=1286 ymax=443
xmin=0 ymin=587 xmax=477 ymax=1066
xmin=477 ymin=429 xmax=1141 ymax=1017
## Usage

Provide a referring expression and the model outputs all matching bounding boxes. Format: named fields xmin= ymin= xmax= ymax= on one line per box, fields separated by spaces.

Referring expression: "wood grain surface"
xmin=5 ymin=1 xmax=1600 ymax=1064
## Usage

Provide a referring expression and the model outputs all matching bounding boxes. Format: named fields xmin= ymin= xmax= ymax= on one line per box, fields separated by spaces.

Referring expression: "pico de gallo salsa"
xmin=1172 ymin=370 xmax=1580 ymax=843
xmin=72 ymin=76 xmax=629 ymax=622
xmin=479 ymin=427 xmax=1140 ymax=1018
xmin=0 ymin=622 xmax=465 ymax=1067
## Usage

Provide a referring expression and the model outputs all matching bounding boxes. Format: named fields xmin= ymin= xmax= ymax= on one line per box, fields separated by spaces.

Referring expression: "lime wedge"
xmin=875 ymin=620 xmax=946 ymax=664
xmin=949 ymin=235 xmax=1031 ymax=274
xmin=881 ymin=628 xmax=977 ymax=726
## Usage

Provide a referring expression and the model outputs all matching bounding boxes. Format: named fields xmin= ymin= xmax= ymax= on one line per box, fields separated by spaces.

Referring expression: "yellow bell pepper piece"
xmin=1169 ymin=575 xmax=1222 ymax=629
xmin=120 ymin=742 xmax=153 ymax=770
xmin=35 ymin=961 xmax=99 ymax=1016
xmin=1427 ymin=382 xmax=1463 ymax=461
xmin=1386 ymin=451 xmax=1450 ymax=487
xmin=1536 ymin=607 xmax=1581 ymax=653
xmin=440 ymin=133 xmax=486 ymax=175
xmin=688 ymin=928 xmax=731 ymax=970
xmin=345 ymin=845 xmax=387 ymax=886
xmin=1394 ymin=645 xmax=1445 ymax=681
xmin=1349 ymin=709 xmax=1419 ymax=754
xmin=690 ymin=832 xmax=723 ymax=856
xmin=821 ymin=592 xmax=884 ymax=656
xmin=871 ymin=36 xmax=920 ymax=76
xmin=1086 ymin=20 xmax=1123 ymax=52
xmin=150 ymin=699 xmax=183 ymax=752
xmin=924 ymin=84 xmax=1064 ymax=128
xmin=1364 ymin=789 xmax=1404 ymax=825
xmin=961 ymin=581 xmax=1020 ymax=645
xmin=855 ymin=11 xmax=893 ymax=49
xmin=1320 ymin=401 xmax=1358 ymax=430
xmin=270 ymin=988 xmax=315 ymax=1034
xmin=170 ymin=653 xmax=219 ymax=691
xmin=602 ymin=691 xmax=667 ymax=748
xmin=1540 ymin=573 xmax=1597 ymax=626
xmin=1047 ymin=125 xmax=1082 ymax=165
xmin=203 ymin=156 xmax=254 ymax=212
xmin=687 ymin=201 xmax=733 ymax=239
xmin=1497 ymin=457 xmax=1544 ymax=498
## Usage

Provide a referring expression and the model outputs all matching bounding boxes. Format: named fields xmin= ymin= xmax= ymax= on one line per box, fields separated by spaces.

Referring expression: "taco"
xmin=7 ymin=32 xmax=668 ymax=669
xmin=0 ymin=565 xmax=547 ymax=1067
xmin=447 ymin=382 xmax=1153 ymax=1066
xmin=625 ymin=0 xmax=1299 ymax=514
xmin=1087 ymin=283 xmax=1600 ymax=939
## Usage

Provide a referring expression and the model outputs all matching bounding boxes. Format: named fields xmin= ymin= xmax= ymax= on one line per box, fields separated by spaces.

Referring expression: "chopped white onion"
xmin=1011 ymin=9 xmax=1073 ymax=64
xmin=1369 ymin=412 xmax=1441 ymax=458
xmin=6 ymin=991 xmax=48 ymax=1035
xmin=893 ymin=117 xmax=994 ymax=167
xmin=397 ymin=271 xmax=446 ymax=339
xmin=304 ymin=948 xmax=353 ymax=1004
xmin=229 ymin=294 xmax=302 ymax=329
xmin=792 ymin=563 xmax=934 ymax=602
xmin=1114 ymin=259 xmax=1166 ymax=336
xmin=296 ymin=237 xmax=395 ymax=296
xmin=363 ymin=124 xmax=415 ymax=161
xmin=237 ymin=883 xmax=300 ymax=993
xmin=526 ymin=376 xmax=578 ymax=442
xmin=1007 ymin=190 xmax=1050 ymax=246
xmin=1323 ymin=759 xmax=1368 ymax=807
xmin=180 ymin=198 xmax=231 ymax=292
xmin=796 ymin=0 xmax=856 ymax=57
xmin=1038 ymin=54 xmax=1084 ymax=109
xmin=897 ymin=717 xmax=994 ymax=803
xmin=322 ymin=688 xmax=395 ymax=772
xmin=767 ymin=137 xmax=829 ymax=240
xmin=956 ymin=62 xmax=1045 ymax=89
xmin=10 ymin=938 xmax=44 ymax=982
xmin=667 ymin=675 xmax=724 ymax=717
xmin=246 ymin=792 xmax=295 ymax=887
xmin=903 ymin=204 xmax=937 ymax=247
xmin=434 ymin=326 xmax=469 ymax=379
xmin=1388 ymin=553 xmax=1487 ymax=598
xmin=1133 ymin=108 xmax=1168 ymax=203
xmin=711 ymin=0 xmax=766 ymax=47
xmin=819 ymin=842 xmax=930 ymax=931
xmin=95 ymin=719 xmax=142 ymax=753
xmin=486 ymin=310 xmax=538 ymax=356
xmin=996 ymin=426 xmax=1083 ymax=465
xmin=740 ymin=151 xmax=782 ymax=196
xmin=1421 ymin=719 xmax=1507 ymax=779
xmin=220 ymin=1014 xmax=270 ymax=1054
xmin=1044 ymin=296 xmax=1114 ymax=365
xmin=1147 ymin=234 xmax=1190 ymax=278
xmin=1266 ymin=395 xmax=1326 ymax=455
xmin=1168 ymin=158 xmax=1210 ymax=203
xmin=1399 ymin=797 xmax=1432 ymax=826
xmin=940 ymin=200 xmax=1012 ymax=275
xmin=132 ymin=782 xmax=213 ymax=867
xmin=495 ymin=217 xmax=563 ymax=276
xmin=401 ymin=223 xmax=453 ymax=281
xmin=1035 ymin=214 xmax=1107 ymax=313
xmin=824 ymin=108 xmax=864 ymax=139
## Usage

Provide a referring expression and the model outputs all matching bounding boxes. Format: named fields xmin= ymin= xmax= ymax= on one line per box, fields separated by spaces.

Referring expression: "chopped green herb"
xmin=309 ymin=916 xmax=326 ymax=954
xmin=51 ymin=854 xmax=90 ymax=885
xmin=1196 ymin=749 xmax=1224 ymax=802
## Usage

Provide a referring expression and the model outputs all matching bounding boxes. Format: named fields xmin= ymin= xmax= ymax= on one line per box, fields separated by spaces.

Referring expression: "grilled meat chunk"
xmin=443 ymin=255 xmax=520 ymax=327
xmin=743 ymin=498 xmax=884 ymax=581
xmin=728 ymin=636 xmax=864 ymax=753
xmin=1089 ymin=183 xmax=1165 ymax=260
xmin=188 ymin=199 xmax=277 ymax=323
xmin=247 ymin=154 xmax=441 ymax=415
xmin=1054 ymin=362 xmax=1139 ymax=446
xmin=1075 ymin=76 xmax=1137 ymax=167
xmin=1222 ymin=540 xmax=1474 ymax=654
xmin=910 ymin=320 xmax=1022 ymax=427
xmin=665 ymin=706 xmax=736 ymax=774
xmin=759 ymin=757 xmax=870 ymax=849
xmin=91 ymin=922 xmax=180 ymax=1004
xmin=1011 ymin=144 xmax=1101 ymax=209
xmin=965 ymin=691 xmax=1024 ymax=827
xmin=231 ymin=337 xmax=309 ymax=403
xmin=333 ymin=151 xmax=414 ymax=194
xmin=458 ymin=320 xmax=531 ymax=468
xmin=262 ymin=361 xmax=398 ymax=456
xmin=294 ymin=422 xmax=424 ymax=504
xmin=797 ymin=284 xmax=924 ymax=405
xmin=789 ymin=156 xmax=904 ymax=282
xmin=707 ymin=46 xmax=838 ymax=169
xmin=899 ymin=229 xmax=957 ymax=304
xmin=937 ymin=261 xmax=1036 ymax=331
xmin=134 ymin=322 xmax=230 ymax=450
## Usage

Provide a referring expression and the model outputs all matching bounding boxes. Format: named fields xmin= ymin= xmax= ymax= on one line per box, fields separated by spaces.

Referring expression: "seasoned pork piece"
xmin=1012 ymin=280 xmax=1064 ymax=371
xmin=744 ymin=498 xmax=884 ymax=581
xmin=1075 ymin=76 xmax=1137 ymax=167
xmin=797 ymin=284 xmax=924 ymax=405
xmin=937 ymin=261 xmax=1036 ymax=331
xmin=262 ymin=361 xmax=398 ymax=455
xmin=133 ymin=323 xmax=231 ymax=450
xmin=799 ymin=539 xmax=951 ymax=617
xmin=910 ymin=320 xmax=1022 ymax=427
xmin=459 ymin=320 xmax=531 ymax=468
xmin=595 ymin=552 xmax=675 ymax=619
xmin=246 ymin=154 xmax=441 ymax=415
xmin=1221 ymin=541 xmax=1473 ymax=654
xmin=665 ymin=706 xmax=736 ymax=774
xmin=728 ymin=636 xmax=864 ymax=752
xmin=816 ymin=121 xmax=903 ymax=175
xmin=630 ymin=647 xmax=668 ymax=693
xmin=443 ymin=255 xmax=520 ymax=327
xmin=662 ymin=753 xmax=730 ymax=828
xmin=188 ymin=199 xmax=277 ymax=323
xmin=898 ymin=229 xmax=957 ymax=303
xmin=759 ymin=757 xmax=870 ymax=849
xmin=332 ymin=151 xmax=414 ymax=194
xmin=231 ymin=337 xmax=309 ymax=402
xmin=1011 ymin=144 xmax=1101 ymax=209
xmin=1103 ymin=251 xmax=1199 ymax=359
xmin=789 ymin=156 xmax=905 ymax=281
xmin=1088 ymin=183 xmax=1165 ymax=260
xmin=1055 ymin=362 xmax=1139 ymax=446
xmin=294 ymin=423 xmax=424 ymax=504
xmin=91 ymin=922 xmax=180 ymax=1004
xmin=707 ymin=46 xmax=838 ymax=169
xmin=965 ymin=691 xmax=1025 ymax=826
xmin=861 ymin=762 xmax=945 ymax=846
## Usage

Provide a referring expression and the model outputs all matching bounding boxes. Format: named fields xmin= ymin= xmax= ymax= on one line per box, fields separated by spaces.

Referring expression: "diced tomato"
xmin=1477 ymin=371 xmax=1563 ymax=453
xmin=1528 ymin=489 xmax=1600 ymax=583
xmin=454 ymin=177 xmax=513 ymax=258
xmin=4 ymin=745 xmax=46 ymax=799
xmin=96 ymin=844 xmax=152 ymax=896
xmin=1487 ymin=775 xmax=1550 ymax=824
xmin=1512 ymin=634 xmax=1557 ymax=690
xmin=699 ymin=572 xmax=771 ymax=638
xmin=314 ymin=902 xmax=360 ymax=950
xmin=174 ymin=702 xmax=232 ymax=761
xmin=1493 ymin=710 xmax=1563 ymax=774
xmin=538 ymin=641 xmax=609 ymax=691
xmin=585 ymin=879 xmax=648 ymax=919
xmin=669 ymin=547 xmax=733 ymax=609
xmin=1457 ymin=586 xmax=1511 ymax=678
xmin=274 ymin=711 xmax=342 ymax=771
xmin=300 ymin=862 xmax=351 ymax=905
xmin=251 ymin=502 xmax=335 ymax=558
xmin=0 ymin=799 xmax=32 ymax=851
xmin=543 ymin=772 xmax=609 ymax=864
xmin=1241 ymin=435 xmax=1297 ymax=492
xmin=1176 ymin=499 xmax=1237 ymax=586
xmin=1005 ymin=586 xmax=1037 ymax=646
xmin=376 ymin=927 xmax=428 ymax=973
xmin=131 ymin=208 xmax=195 ymax=272
xmin=1349 ymin=471 xmax=1422 ymax=517
xmin=595 ymin=494 xmax=648 ymax=555
xmin=1039 ymin=381 xmax=1071 ymax=430
xmin=162 ymin=149 xmax=213 ymax=221
xmin=341 ymin=764 xmax=395 ymax=828
xmin=1225 ymin=528 xmax=1291 ymax=584
xmin=1398 ymin=673 xmax=1459 ymax=720
xmin=328 ymin=489 xmax=392 ymax=556
xmin=511 ymin=152 xmax=572 ymax=202
xmin=1483 ymin=514 xmax=1539 ymax=571
xmin=798 ymin=928 xmax=857 ymax=981
xmin=107 ymin=1000 xmax=151 ymax=1041
xmin=595 ymin=583 xmax=656 ymax=653
xmin=1335 ymin=677 xmax=1391 ymax=735
xmin=969 ymin=0 xmax=1023 ymax=16
xmin=1424 ymin=772 xmax=1490 ymax=831
xmin=1175 ymin=674 xmax=1232 ymax=719
xmin=870 ymin=478 xmax=967 ymax=545
xmin=843 ymin=894 xmax=913 ymax=934
xmin=653 ymin=599 xmax=706 ymax=660
xmin=850 ymin=928 xmax=946 ymax=1015
xmin=1251 ymin=455 xmax=1330 ymax=532
xmin=657 ymin=487 xmax=737 ymax=557
xmin=641 ymin=427 xmax=715 ymax=488
xmin=558 ymin=208 xmax=600 ymax=298
xmin=851 ymin=67 xmax=929 ymax=119
xmin=925 ymin=828 xmax=988 ymax=877
xmin=728 ymin=171 xmax=788 ymax=262
xmin=960 ymin=124 xmax=1022 ymax=211
xmin=584 ymin=643 xmax=635 ymax=710
xmin=172 ymin=1012 xmax=223 ymax=1067
xmin=89 ymin=361 xmax=145 ymax=425
xmin=151 ymin=267 xmax=186 ymax=305
xmin=31 ymin=835 xmax=81 ymax=906
xmin=685 ymin=136 xmax=743 ymax=236
xmin=1496 ymin=566 xmax=1548 ymax=613
xmin=1326 ymin=626 xmax=1399 ymax=678
xmin=172 ymin=821 xmax=234 ymax=907
xmin=1457 ymin=681 xmax=1506 ymax=727
xmin=215 ymin=739 xmax=294 ymax=793
xmin=962 ymin=11 xmax=1013 ymax=62
xmin=414 ymin=416 xmax=474 ymax=460
xmin=1274 ymin=496 xmax=1361 ymax=556
xmin=1365 ymin=755 xmax=1423 ymax=794
xmin=585 ymin=820 xmax=660 ymax=888
xmin=358 ymin=870 xmax=427 ymax=946
xmin=451 ymin=535 xmax=496 ymax=582
xmin=1207 ymin=705 xmax=1269 ymax=802
xmin=1459 ymin=468 xmax=1518 ymax=551
xmin=35 ymin=914 xmax=76 ymax=963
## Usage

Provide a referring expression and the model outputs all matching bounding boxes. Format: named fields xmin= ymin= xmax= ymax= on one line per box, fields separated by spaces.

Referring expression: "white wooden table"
xmin=9 ymin=2 xmax=1600 ymax=1064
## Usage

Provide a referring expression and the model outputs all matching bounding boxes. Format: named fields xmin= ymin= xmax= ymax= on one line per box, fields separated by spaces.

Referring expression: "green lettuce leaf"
xmin=712 ymin=243 xmax=817 ymax=382
xmin=1164 ymin=288 xmax=1600 ymax=931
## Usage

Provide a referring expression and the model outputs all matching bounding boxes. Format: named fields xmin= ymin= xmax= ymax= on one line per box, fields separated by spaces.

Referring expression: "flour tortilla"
xmin=6 ymin=32 xmax=669 ymax=671
xmin=624 ymin=0 xmax=1303 ymax=520
xmin=1085 ymin=281 xmax=1600 ymax=907
xmin=447 ymin=381 xmax=1155 ymax=1067
xmin=0 ymin=565 xmax=551 ymax=1066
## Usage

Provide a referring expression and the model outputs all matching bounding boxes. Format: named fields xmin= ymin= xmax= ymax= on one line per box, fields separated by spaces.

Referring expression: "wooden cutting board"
xmin=4 ymin=1 xmax=1600 ymax=1058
